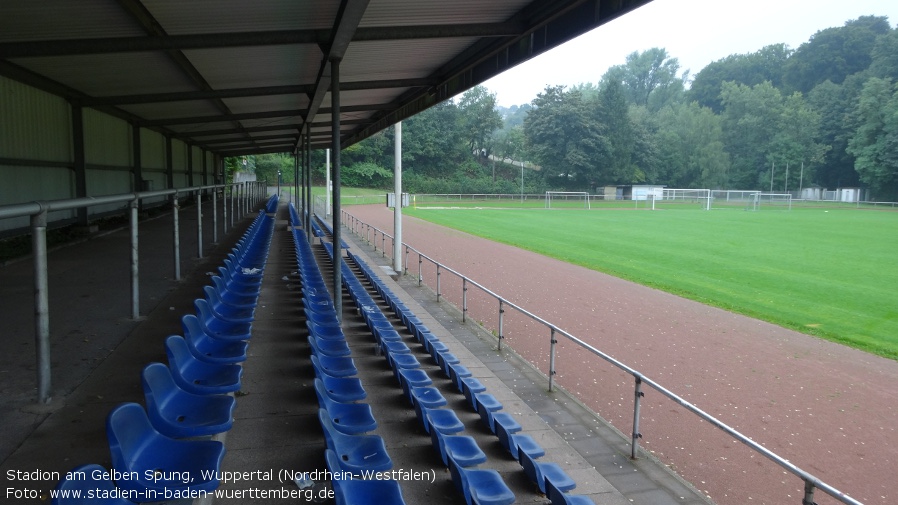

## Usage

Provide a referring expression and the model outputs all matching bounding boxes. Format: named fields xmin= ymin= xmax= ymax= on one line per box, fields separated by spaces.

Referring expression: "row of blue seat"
xmin=339 ymin=237 xmax=596 ymax=505
xmin=288 ymin=203 xmax=407 ymax=505
xmin=311 ymin=240 xmax=512 ymax=505
xmin=52 ymin=195 xmax=278 ymax=504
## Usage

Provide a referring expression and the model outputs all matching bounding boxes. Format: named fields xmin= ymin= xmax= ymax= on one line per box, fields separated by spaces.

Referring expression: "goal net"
xmin=660 ymin=188 xmax=712 ymax=210
xmin=545 ymin=191 xmax=590 ymax=209
xmin=746 ymin=192 xmax=792 ymax=211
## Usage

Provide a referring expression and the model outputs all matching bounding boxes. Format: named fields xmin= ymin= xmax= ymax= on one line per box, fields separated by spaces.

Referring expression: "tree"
xmin=847 ymin=77 xmax=898 ymax=199
xmin=457 ymin=86 xmax=503 ymax=157
xmin=655 ymin=102 xmax=730 ymax=188
xmin=688 ymin=44 xmax=792 ymax=112
xmin=402 ymin=101 xmax=466 ymax=177
xmin=720 ymin=81 xmax=788 ymax=189
xmin=597 ymin=79 xmax=635 ymax=184
xmin=524 ymin=86 xmax=609 ymax=189
xmin=782 ymin=16 xmax=891 ymax=94
xmin=602 ymin=48 xmax=686 ymax=112
xmin=807 ymin=76 xmax=865 ymax=189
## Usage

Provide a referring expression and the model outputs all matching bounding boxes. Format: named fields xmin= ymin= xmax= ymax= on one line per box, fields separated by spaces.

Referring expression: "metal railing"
xmin=0 ymin=181 xmax=266 ymax=404
xmin=341 ymin=209 xmax=864 ymax=505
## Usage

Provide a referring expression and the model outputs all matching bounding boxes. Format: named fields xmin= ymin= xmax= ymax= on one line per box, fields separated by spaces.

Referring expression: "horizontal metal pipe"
xmin=0 ymin=184 xmax=230 ymax=221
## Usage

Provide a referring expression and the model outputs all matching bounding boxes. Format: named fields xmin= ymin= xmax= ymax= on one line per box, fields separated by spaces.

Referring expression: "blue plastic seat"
xmin=182 ymin=314 xmax=248 ymax=364
xmin=447 ymin=361 xmax=473 ymax=392
xmin=412 ymin=396 xmax=463 ymax=434
xmin=547 ymin=478 xmax=596 ymax=505
xmin=217 ymin=266 xmax=262 ymax=291
xmin=211 ymin=275 xmax=259 ymax=305
xmin=397 ymin=367 xmax=432 ymax=403
xmin=410 ymin=386 xmax=446 ymax=409
xmin=308 ymin=335 xmax=352 ymax=357
xmin=430 ymin=426 xmax=486 ymax=468
xmin=461 ymin=377 xmax=487 ymax=410
xmin=325 ymin=450 xmax=407 ymax=505
xmin=307 ymin=320 xmax=346 ymax=341
xmin=311 ymin=354 xmax=358 ymax=378
xmin=52 ymin=464 xmax=133 ymax=505
xmin=106 ymin=403 xmax=224 ymax=501
xmin=141 ymin=362 xmax=235 ymax=438
xmin=318 ymin=409 xmax=392 ymax=474
xmin=495 ymin=417 xmax=544 ymax=462
xmin=314 ymin=379 xmax=377 ymax=434
xmin=203 ymin=285 xmax=255 ymax=322
xmin=317 ymin=374 xmax=367 ymax=402
xmin=164 ymin=335 xmax=242 ymax=394
xmin=447 ymin=453 xmax=515 ymax=505
xmin=194 ymin=299 xmax=252 ymax=341
xmin=520 ymin=449 xmax=576 ymax=495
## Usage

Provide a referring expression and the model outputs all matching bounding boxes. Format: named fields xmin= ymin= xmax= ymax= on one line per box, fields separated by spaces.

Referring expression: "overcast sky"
xmin=483 ymin=0 xmax=898 ymax=107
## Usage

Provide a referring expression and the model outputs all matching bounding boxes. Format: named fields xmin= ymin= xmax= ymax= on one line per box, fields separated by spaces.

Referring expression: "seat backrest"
xmin=546 ymin=478 xmax=568 ymax=505
xmin=141 ymin=362 xmax=178 ymax=409
xmin=181 ymin=314 xmax=205 ymax=342
xmin=446 ymin=454 xmax=472 ymax=505
xmin=313 ymin=378 xmax=336 ymax=408
xmin=194 ymin=298 xmax=214 ymax=323
xmin=519 ymin=449 xmax=541 ymax=488
xmin=203 ymin=285 xmax=222 ymax=306
xmin=210 ymin=275 xmax=229 ymax=295
xmin=106 ymin=403 xmax=157 ymax=470
xmin=164 ymin=335 xmax=193 ymax=372
xmin=494 ymin=417 xmax=514 ymax=455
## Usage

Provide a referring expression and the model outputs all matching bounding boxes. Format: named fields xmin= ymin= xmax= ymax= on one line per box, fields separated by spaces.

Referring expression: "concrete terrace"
xmin=0 ymin=200 xmax=709 ymax=505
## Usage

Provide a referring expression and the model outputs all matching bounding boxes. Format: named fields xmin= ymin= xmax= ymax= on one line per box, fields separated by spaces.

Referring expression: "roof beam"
xmin=141 ymin=103 xmax=390 ymax=127
xmin=301 ymin=0 xmax=370 ymax=148
xmin=0 ymin=22 xmax=523 ymax=58
xmin=114 ymin=0 xmax=256 ymax=149
xmin=83 ymin=78 xmax=431 ymax=106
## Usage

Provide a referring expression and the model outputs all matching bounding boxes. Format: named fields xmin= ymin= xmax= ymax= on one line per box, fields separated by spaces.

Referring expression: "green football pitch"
xmin=403 ymin=206 xmax=898 ymax=360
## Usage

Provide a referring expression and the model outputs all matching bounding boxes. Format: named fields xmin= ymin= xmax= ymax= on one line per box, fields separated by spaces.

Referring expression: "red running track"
xmin=346 ymin=204 xmax=897 ymax=505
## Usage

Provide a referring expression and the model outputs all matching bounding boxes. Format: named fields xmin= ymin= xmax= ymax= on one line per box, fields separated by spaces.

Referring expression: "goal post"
xmin=746 ymin=192 xmax=792 ymax=211
xmin=660 ymin=188 xmax=712 ymax=210
xmin=545 ymin=191 xmax=590 ymax=209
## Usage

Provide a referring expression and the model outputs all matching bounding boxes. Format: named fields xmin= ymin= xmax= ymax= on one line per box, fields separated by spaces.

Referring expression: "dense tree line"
xmin=231 ymin=16 xmax=898 ymax=200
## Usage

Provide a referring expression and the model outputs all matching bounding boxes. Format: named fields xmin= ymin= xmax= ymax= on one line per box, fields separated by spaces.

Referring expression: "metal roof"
xmin=0 ymin=0 xmax=652 ymax=157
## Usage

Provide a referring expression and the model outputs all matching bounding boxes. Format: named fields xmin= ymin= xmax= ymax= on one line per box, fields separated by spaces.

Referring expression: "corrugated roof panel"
xmin=145 ymin=0 xmax=339 ymax=34
xmin=341 ymin=38 xmax=476 ymax=82
xmin=222 ymin=94 xmax=310 ymax=115
xmin=183 ymin=45 xmax=320 ymax=90
xmin=10 ymin=53 xmax=198 ymax=97
xmin=0 ymin=0 xmax=144 ymax=42
xmin=120 ymin=100 xmax=224 ymax=121
xmin=338 ymin=87 xmax=409 ymax=108
xmin=360 ymin=0 xmax=532 ymax=27
xmin=239 ymin=116 xmax=305 ymax=129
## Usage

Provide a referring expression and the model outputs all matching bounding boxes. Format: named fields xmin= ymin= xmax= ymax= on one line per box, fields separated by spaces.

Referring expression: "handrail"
xmin=1 ymin=181 xmax=267 ymax=405
xmin=341 ymin=209 xmax=864 ymax=505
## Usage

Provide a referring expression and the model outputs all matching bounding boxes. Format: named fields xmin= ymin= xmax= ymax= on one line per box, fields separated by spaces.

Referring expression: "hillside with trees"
xmin=232 ymin=15 xmax=898 ymax=201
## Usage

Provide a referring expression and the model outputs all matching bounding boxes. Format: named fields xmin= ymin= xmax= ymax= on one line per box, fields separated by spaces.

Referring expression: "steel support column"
xmin=31 ymin=211 xmax=51 ymax=404
xmin=392 ymin=121 xmax=402 ymax=272
xmin=331 ymin=57 xmax=342 ymax=321
xmin=172 ymin=193 xmax=181 ymax=280
xmin=196 ymin=190 xmax=203 ymax=258
xmin=132 ymin=122 xmax=143 ymax=212
xmin=305 ymin=128 xmax=312 ymax=240
xmin=129 ymin=198 xmax=140 ymax=320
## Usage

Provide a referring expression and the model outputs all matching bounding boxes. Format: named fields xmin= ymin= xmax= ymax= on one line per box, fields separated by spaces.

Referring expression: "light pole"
xmin=277 ymin=170 xmax=281 ymax=198
xmin=520 ymin=161 xmax=524 ymax=204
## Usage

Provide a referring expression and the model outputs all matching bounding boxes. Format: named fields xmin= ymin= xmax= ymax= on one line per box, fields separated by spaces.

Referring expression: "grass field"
xmin=403 ymin=206 xmax=898 ymax=360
